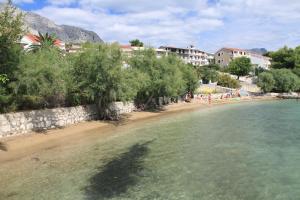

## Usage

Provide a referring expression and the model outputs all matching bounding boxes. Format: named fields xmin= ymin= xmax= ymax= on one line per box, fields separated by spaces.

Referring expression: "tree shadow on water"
xmin=84 ymin=140 xmax=154 ymax=200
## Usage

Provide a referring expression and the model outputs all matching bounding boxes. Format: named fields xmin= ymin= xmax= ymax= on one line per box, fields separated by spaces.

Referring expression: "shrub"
xmin=12 ymin=48 xmax=69 ymax=109
xmin=217 ymin=74 xmax=241 ymax=89
xmin=16 ymin=95 xmax=45 ymax=110
xmin=257 ymin=72 xmax=275 ymax=93
xmin=271 ymin=69 xmax=299 ymax=92
xmin=292 ymin=68 xmax=300 ymax=77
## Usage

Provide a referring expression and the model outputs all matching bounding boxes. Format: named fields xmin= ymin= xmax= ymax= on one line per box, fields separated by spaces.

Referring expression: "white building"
xmin=215 ymin=47 xmax=271 ymax=69
xmin=120 ymin=45 xmax=167 ymax=58
xmin=159 ymin=45 xmax=210 ymax=66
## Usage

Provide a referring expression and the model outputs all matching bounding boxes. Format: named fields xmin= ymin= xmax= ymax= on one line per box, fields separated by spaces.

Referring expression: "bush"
xmin=271 ymin=69 xmax=300 ymax=92
xmin=11 ymin=49 xmax=70 ymax=109
xmin=217 ymin=74 xmax=241 ymax=89
xmin=0 ymin=94 xmax=14 ymax=113
xmin=293 ymin=68 xmax=300 ymax=77
xmin=257 ymin=72 xmax=275 ymax=93
xmin=16 ymin=95 xmax=45 ymax=110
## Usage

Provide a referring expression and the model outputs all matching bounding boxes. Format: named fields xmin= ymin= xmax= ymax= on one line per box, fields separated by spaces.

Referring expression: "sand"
xmin=0 ymin=96 xmax=277 ymax=163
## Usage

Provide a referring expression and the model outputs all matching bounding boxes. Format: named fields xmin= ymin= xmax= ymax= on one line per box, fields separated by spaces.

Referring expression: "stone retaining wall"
xmin=0 ymin=102 xmax=135 ymax=137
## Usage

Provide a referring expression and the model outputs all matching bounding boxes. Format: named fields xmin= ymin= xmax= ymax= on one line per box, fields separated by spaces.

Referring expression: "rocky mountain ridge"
xmin=0 ymin=3 xmax=103 ymax=43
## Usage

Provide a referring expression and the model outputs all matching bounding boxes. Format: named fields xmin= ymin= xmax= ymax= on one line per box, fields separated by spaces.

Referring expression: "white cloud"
xmin=32 ymin=0 xmax=300 ymax=52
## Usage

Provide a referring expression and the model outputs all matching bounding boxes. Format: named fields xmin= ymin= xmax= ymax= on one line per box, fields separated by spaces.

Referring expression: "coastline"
xmin=0 ymin=96 xmax=278 ymax=163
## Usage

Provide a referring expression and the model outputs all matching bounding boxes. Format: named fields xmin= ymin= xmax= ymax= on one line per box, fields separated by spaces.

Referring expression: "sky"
xmin=3 ymin=0 xmax=300 ymax=52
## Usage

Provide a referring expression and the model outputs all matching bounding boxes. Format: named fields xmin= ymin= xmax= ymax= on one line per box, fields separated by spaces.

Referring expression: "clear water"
xmin=0 ymin=100 xmax=300 ymax=200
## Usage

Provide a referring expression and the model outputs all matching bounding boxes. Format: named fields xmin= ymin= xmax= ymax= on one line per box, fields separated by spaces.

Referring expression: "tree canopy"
xmin=129 ymin=39 xmax=144 ymax=47
xmin=130 ymin=49 xmax=197 ymax=107
xmin=0 ymin=0 xmax=23 ymax=82
xmin=268 ymin=46 xmax=295 ymax=69
xmin=228 ymin=57 xmax=252 ymax=79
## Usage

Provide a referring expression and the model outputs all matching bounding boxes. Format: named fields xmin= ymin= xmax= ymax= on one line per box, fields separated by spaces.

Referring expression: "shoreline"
xmin=0 ymin=96 xmax=278 ymax=163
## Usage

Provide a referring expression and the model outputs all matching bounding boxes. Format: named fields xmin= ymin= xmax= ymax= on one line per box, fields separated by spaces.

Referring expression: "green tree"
xmin=71 ymin=43 xmax=136 ymax=119
xmin=11 ymin=49 xmax=69 ymax=110
xmin=179 ymin=64 xmax=198 ymax=95
xmin=217 ymin=74 xmax=240 ymax=89
xmin=271 ymin=69 xmax=299 ymax=92
xmin=0 ymin=0 xmax=23 ymax=87
xmin=129 ymin=39 xmax=144 ymax=47
xmin=292 ymin=68 xmax=300 ymax=77
xmin=130 ymin=50 xmax=191 ymax=107
xmin=228 ymin=57 xmax=252 ymax=79
xmin=257 ymin=72 xmax=275 ymax=93
xmin=268 ymin=46 xmax=295 ymax=69
xmin=200 ymin=67 xmax=219 ymax=84
xmin=202 ymin=63 xmax=220 ymax=71
xmin=294 ymin=46 xmax=300 ymax=69
xmin=0 ymin=0 xmax=24 ymax=112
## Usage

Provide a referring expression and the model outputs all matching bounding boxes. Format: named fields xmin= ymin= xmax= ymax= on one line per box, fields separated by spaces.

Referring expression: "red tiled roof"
xmin=24 ymin=34 xmax=64 ymax=47
xmin=222 ymin=47 xmax=246 ymax=52
xmin=25 ymin=34 xmax=40 ymax=43
xmin=120 ymin=45 xmax=132 ymax=49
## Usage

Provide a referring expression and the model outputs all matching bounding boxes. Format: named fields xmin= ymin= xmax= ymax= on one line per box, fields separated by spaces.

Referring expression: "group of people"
xmin=194 ymin=91 xmax=242 ymax=104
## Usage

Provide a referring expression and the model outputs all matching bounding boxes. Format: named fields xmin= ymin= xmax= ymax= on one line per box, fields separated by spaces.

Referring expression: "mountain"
xmin=248 ymin=48 xmax=268 ymax=55
xmin=24 ymin=12 xmax=103 ymax=43
xmin=0 ymin=3 xmax=103 ymax=43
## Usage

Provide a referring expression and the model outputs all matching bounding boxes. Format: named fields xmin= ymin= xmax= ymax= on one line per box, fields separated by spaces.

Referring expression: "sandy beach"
xmin=0 ymin=96 xmax=277 ymax=163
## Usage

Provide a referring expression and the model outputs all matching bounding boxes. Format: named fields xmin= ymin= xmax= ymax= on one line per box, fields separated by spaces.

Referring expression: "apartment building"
xmin=159 ymin=45 xmax=210 ymax=66
xmin=215 ymin=47 xmax=271 ymax=69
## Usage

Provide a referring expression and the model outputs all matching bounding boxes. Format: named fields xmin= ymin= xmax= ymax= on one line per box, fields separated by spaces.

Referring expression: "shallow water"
xmin=0 ymin=100 xmax=300 ymax=200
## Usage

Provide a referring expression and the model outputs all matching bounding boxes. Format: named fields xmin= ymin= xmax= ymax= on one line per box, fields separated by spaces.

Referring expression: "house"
xmin=159 ymin=45 xmax=210 ymax=66
xmin=20 ymin=34 xmax=65 ymax=51
xmin=215 ymin=47 xmax=271 ymax=69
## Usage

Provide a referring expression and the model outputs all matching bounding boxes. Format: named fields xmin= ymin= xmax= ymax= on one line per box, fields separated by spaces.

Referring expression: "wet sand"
xmin=0 ymin=96 xmax=277 ymax=163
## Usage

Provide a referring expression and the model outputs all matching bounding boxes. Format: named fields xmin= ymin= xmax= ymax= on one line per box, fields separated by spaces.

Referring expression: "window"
xmin=218 ymin=53 xmax=221 ymax=56
xmin=218 ymin=60 xmax=221 ymax=63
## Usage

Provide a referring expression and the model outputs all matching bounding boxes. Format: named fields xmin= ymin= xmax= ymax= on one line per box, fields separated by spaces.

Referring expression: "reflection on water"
xmin=85 ymin=141 xmax=153 ymax=199
xmin=0 ymin=100 xmax=300 ymax=200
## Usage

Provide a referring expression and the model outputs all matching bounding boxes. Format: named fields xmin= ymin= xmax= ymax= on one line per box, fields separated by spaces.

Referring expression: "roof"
xmin=21 ymin=34 xmax=65 ymax=49
xmin=219 ymin=47 xmax=247 ymax=52
xmin=24 ymin=34 xmax=40 ymax=44
xmin=120 ymin=45 xmax=132 ymax=49
xmin=216 ymin=47 xmax=271 ymax=59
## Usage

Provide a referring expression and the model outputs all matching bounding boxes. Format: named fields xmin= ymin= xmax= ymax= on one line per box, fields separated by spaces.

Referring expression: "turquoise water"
xmin=0 ymin=100 xmax=300 ymax=200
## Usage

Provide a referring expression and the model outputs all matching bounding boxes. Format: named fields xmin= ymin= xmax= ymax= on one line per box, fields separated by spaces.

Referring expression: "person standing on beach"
xmin=208 ymin=93 xmax=212 ymax=104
